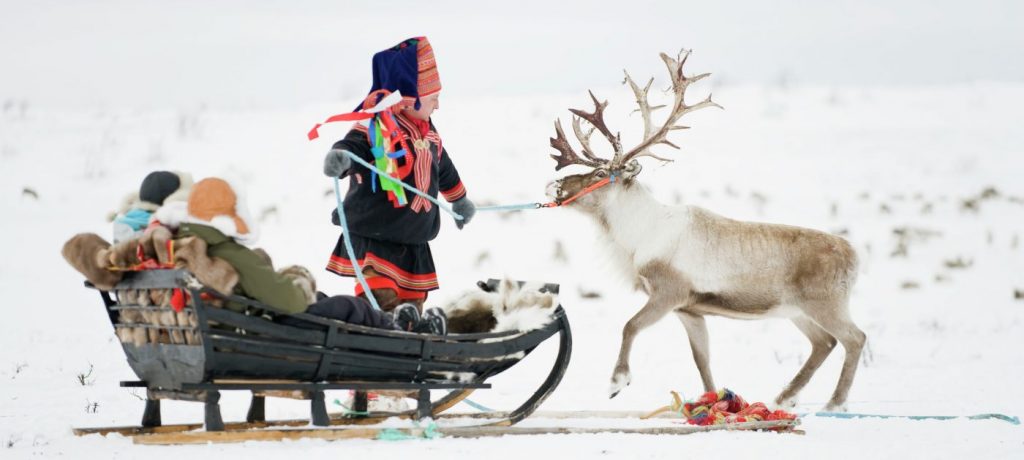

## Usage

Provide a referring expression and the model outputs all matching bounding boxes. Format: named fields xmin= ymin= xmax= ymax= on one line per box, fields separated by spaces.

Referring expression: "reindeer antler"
xmin=549 ymin=90 xmax=622 ymax=170
xmin=549 ymin=49 xmax=719 ymax=171
xmin=569 ymin=91 xmax=622 ymax=158
xmin=571 ymin=116 xmax=603 ymax=164
xmin=621 ymin=72 xmax=672 ymax=163
xmin=549 ymin=119 xmax=606 ymax=171
xmin=613 ymin=49 xmax=721 ymax=168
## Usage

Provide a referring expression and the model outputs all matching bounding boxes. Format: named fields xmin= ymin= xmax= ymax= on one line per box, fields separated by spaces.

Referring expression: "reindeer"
xmin=545 ymin=50 xmax=865 ymax=411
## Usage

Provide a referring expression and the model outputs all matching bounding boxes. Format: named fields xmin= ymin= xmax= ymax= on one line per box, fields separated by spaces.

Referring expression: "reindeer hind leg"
xmin=803 ymin=303 xmax=866 ymax=412
xmin=774 ymin=315 xmax=837 ymax=409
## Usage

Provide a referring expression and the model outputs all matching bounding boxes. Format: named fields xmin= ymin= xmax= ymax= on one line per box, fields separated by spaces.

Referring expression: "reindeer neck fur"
xmin=577 ymin=181 xmax=694 ymax=277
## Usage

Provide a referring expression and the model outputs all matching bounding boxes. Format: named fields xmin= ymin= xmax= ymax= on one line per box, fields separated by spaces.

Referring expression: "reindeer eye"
xmin=595 ymin=170 xmax=608 ymax=178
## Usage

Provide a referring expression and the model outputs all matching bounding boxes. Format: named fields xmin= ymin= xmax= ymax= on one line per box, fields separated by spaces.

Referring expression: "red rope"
xmin=540 ymin=177 xmax=613 ymax=208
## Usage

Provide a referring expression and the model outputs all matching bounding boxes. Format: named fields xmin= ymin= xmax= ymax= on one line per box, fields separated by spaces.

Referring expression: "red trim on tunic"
xmin=326 ymin=251 xmax=439 ymax=291
xmin=352 ymin=276 xmax=428 ymax=300
xmin=441 ymin=181 xmax=466 ymax=202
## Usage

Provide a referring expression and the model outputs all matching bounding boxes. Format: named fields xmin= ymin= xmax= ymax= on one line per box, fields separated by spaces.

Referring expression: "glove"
xmin=451 ymin=197 xmax=476 ymax=230
xmin=323 ymin=149 xmax=354 ymax=178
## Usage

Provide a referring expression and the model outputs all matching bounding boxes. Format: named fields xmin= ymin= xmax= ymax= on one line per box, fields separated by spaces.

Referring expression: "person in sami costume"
xmin=314 ymin=37 xmax=476 ymax=312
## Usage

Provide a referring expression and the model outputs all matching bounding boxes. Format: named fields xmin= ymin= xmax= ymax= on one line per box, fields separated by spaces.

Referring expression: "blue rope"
xmin=476 ymin=203 xmax=544 ymax=212
xmin=806 ymin=411 xmax=1020 ymax=425
xmin=341 ymin=150 xmax=564 ymax=216
xmin=339 ymin=150 xmax=463 ymax=221
xmin=333 ymin=177 xmax=381 ymax=311
xmin=461 ymin=398 xmax=496 ymax=413
xmin=332 ymin=398 xmax=371 ymax=417
xmin=663 ymin=391 xmax=1020 ymax=426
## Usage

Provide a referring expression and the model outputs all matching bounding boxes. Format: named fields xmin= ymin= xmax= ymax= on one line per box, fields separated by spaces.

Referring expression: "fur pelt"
xmin=107 ymin=192 xmax=140 ymax=222
xmin=64 ymin=227 xmax=231 ymax=348
xmin=105 ymin=225 xmax=174 ymax=268
xmin=278 ymin=264 xmax=317 ymax=304
xmin=148 ymin=225 xmax=174 ymax=265
xmin=61 ymin=228 xmax=240 ymax=297
xmin=443 ymin=278 xmax=558 ymax=334
xmin=152 ymin=200 xmax=188 ymax=228
xmin=172 ymin=236 xmax=239 ymax=295
xmin=61 ymin=233 xmax=123 ymax=290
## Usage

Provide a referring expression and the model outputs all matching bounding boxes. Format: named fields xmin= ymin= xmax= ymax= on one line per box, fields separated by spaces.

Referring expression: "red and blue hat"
xmin=308 ymin=37 xmax=441 ymax=141
xmin=361 ymin=36 xmax=441 ymax=111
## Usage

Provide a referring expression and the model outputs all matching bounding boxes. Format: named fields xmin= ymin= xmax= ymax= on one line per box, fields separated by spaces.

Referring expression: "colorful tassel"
xmin=645 ymin=388 xmax=798 ymax=428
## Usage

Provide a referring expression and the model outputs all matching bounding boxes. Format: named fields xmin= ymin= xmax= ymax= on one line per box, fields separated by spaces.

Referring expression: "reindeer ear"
xmin=624 ymin=160 xmax=642 ymax=176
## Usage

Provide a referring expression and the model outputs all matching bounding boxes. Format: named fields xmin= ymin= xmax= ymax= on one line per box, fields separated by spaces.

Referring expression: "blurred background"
xmin=2 ymin=0 xmax=1022 ymax=110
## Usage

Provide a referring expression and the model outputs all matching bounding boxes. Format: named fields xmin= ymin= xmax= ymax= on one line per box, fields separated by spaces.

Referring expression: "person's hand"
xmin=323 ymin=149 xmax=354 ymax=178
xmin=451 ymin=197 xmax=476 ymax=230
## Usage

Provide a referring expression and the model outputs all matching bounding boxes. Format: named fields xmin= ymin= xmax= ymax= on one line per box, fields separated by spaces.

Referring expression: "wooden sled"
xmin=75 ymin=270 xmax=572 ymax=434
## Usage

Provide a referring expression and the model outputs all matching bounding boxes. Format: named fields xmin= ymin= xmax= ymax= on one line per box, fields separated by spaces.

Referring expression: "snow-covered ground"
xmin=3 ymin=79 xmax=1023 ymax=457
xmin=3 ymin=1 xmax=1024 ymax=455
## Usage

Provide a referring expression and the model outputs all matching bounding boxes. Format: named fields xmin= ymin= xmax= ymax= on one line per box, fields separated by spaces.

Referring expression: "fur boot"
xmin=61 ymin=233 xmax=122 ymax=290
xmin=106 ymin=238 xmax=143 ymax=269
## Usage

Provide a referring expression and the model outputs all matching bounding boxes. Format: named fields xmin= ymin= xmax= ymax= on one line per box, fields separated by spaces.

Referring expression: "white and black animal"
xmin=544 ymin=50 xmax=865 ymax=411
xmin=444 ymin=278 xmax=558 ymax=334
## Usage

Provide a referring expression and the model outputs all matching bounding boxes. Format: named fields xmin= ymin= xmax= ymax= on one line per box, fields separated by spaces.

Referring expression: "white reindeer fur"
xmin=589 ymin=183 xmax=852 ymax=319
xmin=550 ymin=172 xmax=864 ymax=411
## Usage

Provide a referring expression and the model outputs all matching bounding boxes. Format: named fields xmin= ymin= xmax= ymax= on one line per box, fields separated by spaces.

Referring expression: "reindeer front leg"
xmin=609 ymin=298 xmax=679 ymax=398
xmin=675 ymin=310 xmax=716 ymax=392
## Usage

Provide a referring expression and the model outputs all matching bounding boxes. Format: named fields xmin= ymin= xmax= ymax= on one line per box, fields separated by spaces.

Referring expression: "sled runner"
xmin=75 ymin=269 xmax=572 ymax=434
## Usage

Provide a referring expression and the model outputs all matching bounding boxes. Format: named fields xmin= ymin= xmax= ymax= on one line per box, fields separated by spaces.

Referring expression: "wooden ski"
xmin=132 ymin=420 xmax=801 ymax=445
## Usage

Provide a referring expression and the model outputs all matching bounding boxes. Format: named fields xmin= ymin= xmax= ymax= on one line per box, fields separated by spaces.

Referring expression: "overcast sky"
xmin=2 ymin=0 xmax=1022 ymax=109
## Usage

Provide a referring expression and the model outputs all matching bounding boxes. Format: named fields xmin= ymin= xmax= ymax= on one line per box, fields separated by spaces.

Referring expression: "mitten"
xmin=323 ymin=149 xmax=354 ymax=178
xmin=451 ymin=197 xmax=476 ymax=230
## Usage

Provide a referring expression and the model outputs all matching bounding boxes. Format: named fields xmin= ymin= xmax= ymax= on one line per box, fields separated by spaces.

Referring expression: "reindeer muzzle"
xmin=545 ymin=181 xmax=564 ymax=203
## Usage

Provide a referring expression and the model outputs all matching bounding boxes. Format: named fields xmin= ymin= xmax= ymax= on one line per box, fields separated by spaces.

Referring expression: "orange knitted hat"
xmin=188 ymin=178 xmax=251 ymax=238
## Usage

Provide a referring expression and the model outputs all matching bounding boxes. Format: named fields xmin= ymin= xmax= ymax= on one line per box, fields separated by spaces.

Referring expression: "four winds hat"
xmin=363 ymin=36 xmax=441 ymax=110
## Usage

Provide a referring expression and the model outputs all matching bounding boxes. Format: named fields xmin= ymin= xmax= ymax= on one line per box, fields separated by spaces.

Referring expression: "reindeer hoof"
xmin=608 ymin=371 xmax=631 ymax=399
xmin=773 ymin=396 xmax=798 ymax=410
xmin=822 ymin=401 xmax=848 ymax=413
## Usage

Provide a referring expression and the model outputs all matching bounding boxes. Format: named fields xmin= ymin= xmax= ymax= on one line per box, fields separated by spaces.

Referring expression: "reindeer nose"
xmin=545 ymin=181 xmax=562 ymax=199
